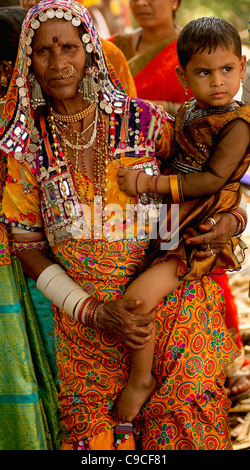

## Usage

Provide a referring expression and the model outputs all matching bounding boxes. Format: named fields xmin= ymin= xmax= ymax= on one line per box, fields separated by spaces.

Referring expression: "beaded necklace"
xmin=63 ymin=105 xmax=99 ymax=151
xmin=48 ymin=107 xmax=109 ymax=214
xmin=50 ymin=102 xmax=96 ymax=123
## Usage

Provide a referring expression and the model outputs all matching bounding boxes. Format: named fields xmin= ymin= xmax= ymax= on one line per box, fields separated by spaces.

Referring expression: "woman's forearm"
xmin=13 ymin=229 xmax=53 ymax=281
xmin=14 ymin=247 xmax=53 ymax=281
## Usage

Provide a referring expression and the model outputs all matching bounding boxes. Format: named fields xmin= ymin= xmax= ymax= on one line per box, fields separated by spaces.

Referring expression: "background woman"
xmin=109 ymin=0 xmax=192 ymax=115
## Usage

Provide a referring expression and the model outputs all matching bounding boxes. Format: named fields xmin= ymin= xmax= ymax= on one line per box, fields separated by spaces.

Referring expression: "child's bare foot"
xmin=114 ymin=375 xmax=157 ymax=423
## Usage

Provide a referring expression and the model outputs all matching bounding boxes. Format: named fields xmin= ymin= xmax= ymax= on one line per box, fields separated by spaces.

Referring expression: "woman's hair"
xmin=177 ymin=16 xmax=242 ymax=69
xmin=0 ymin=8 xmax=27 ymax=63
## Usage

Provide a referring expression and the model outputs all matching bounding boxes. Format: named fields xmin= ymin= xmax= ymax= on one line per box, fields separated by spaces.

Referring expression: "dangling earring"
xmin=78 ymin=66 xmax=100 ymax=104
xmin=184 ymin=85 xmax=189 ymax=96
xmin=29 ymin=73 xmax=46 ymax=109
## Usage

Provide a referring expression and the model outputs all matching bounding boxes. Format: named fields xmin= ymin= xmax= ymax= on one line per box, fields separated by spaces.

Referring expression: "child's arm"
xmin=118 ymin=119 xmax=250 ymax=199
xmin=176 ymin=119 xmax=250 ymax=199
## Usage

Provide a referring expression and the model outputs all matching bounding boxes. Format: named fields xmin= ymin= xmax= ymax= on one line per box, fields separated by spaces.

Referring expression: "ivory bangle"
xmin=53 ymin=283 xmax=83 ymax=311
xmin=37 ymin=264 xmax=65 ymax=293
xmin=73 ymin=295 xmax=90 ymax=322
xmin=62 ymin=288 xmax=90 ymax=319
xmin=44 ymin=272 xmax=70 ymax=303
xmin=37 ymin=264 xmax=90 ymax=320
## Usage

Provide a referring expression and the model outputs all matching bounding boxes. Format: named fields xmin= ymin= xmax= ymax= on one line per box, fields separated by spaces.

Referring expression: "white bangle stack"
xmin=37 ymin=264 xmax=90 ymax=322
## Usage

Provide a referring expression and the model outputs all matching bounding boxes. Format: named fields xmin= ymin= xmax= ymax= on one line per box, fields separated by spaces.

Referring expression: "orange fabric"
xmin=53 ymin=269 xmax=239 ymax=450
xmin=89 ymin=430 xmax=116 ymax=451
xmin=101 ymin=38 xmax=137 ymax=97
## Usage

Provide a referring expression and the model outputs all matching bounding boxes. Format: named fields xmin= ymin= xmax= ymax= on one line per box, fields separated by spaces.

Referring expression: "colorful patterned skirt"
xmin=52 ymin=239 xmax=240 ymax=450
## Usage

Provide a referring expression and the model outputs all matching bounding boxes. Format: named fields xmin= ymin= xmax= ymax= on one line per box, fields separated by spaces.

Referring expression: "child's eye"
xmin=224 ymin=66 xmax=232 ymax=72
xmin=198 ymin=70 xmax=209 ymax=76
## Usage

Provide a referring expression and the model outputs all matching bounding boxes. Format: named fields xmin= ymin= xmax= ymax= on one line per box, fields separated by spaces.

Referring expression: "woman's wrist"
xmin=37 ymin=264 xmax=90 ymax=321
xmin=136 ymin=173 xmax=171 ymax=195
xmin=135 ymin=170 xmax=150 ymax=194
xmin=230 ymin=207 xmax=248 ymax=235
xmin=78 ymin=297 xmax=103 ymax=328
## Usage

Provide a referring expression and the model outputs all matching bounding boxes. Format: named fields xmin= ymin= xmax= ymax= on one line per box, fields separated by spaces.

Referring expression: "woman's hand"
xmin=183 ymin=212 xmax=239 ymax=258
xmin=117 ymin=168 xmax=148 ymax=196
xmin=96 ymin=298 xmax=156 ymax=350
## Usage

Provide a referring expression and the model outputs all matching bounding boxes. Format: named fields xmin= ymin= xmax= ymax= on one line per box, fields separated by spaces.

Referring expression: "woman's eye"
xmin=37 ymin=48 xmax=49 ymax=55
xmin=198 ymin=70 xmax=208 ymax=76
xmin=64 ymin=44 xmax=76 ymax=50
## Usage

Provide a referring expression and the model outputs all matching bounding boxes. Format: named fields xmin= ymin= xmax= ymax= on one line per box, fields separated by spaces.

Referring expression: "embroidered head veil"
xmin=0 ymin=0 xmax=126 ymax=163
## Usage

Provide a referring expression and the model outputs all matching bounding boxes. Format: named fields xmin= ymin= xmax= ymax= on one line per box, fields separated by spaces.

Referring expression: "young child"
xmin=115 ymin=17 xmax=250 ymax=423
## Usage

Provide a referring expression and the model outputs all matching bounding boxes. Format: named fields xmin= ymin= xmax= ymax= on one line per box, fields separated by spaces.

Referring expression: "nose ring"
xmin=59 ymin=64 xmax=74 ymax=79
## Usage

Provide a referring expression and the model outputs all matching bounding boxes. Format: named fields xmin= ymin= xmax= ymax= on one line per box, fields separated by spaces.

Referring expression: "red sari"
xmin=109 ymin=34 xmax=192 ymax=104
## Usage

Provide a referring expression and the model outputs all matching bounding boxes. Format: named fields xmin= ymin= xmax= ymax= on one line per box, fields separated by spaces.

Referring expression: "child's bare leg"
xmin=114 ymin=259 xmax=182 ymax=422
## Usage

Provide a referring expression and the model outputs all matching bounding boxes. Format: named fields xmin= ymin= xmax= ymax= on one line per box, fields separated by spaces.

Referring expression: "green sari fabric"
xmin=0 ymin=257 xmax=61 ymax=450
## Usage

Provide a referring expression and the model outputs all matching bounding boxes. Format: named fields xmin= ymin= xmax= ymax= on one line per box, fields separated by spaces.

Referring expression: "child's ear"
xmin=175 ymin=66 xmax=188 ymax=88
xmin=240 ymin=55 xmax=247 ymax=80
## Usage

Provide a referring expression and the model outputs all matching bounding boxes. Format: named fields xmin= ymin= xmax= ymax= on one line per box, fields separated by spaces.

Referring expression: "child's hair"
xmin=177 ymin=17 xmax=242 ymax=69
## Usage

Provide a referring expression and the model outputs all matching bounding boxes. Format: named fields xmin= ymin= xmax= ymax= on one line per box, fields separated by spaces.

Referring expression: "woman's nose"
xmin=50 ymin=50 xmax=67 ymax=72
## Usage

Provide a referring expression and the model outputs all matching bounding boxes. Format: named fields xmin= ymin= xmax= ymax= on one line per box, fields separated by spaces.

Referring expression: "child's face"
xmin=177 ymin=46 xmax=246 ymax=109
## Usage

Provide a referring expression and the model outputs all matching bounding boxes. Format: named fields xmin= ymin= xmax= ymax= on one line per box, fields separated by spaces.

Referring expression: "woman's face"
xmin=129 ymin=0 xmax=179 ymax=30
xmin=31 ymin=18 xmax=86 ymax=103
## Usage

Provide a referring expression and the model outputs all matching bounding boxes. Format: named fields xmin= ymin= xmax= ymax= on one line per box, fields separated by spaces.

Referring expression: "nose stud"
xmin=59 ymin=64 xmax=74 ymax=79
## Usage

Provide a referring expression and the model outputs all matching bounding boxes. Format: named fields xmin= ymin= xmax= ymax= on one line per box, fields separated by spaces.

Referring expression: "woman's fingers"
xmin=96 ymin=299 xmax=156 ymax=350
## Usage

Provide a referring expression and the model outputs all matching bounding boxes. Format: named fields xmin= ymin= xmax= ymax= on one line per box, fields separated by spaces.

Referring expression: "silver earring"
xmin=29 ymin=73 xmax=46 ymax=109
xmin=78 ymin=66 xmax=100 ymax=104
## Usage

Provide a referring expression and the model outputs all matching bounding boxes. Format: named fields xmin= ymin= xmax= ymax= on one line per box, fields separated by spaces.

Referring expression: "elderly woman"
xmin=0 ymin=0 xmax=243 ymax=450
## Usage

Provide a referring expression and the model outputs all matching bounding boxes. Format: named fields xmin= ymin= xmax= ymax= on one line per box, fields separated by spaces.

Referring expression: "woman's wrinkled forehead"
xmin=18 ymin=1 xmax=99 ymax=76
xmin=22 ymin=1 xmax=97 ymax=51
xmin=31 ymin=17 xmax=85 ymax=48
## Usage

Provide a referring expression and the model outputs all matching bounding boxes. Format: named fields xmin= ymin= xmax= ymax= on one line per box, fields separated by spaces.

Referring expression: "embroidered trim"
xmin=13 ymin=240 xmax=48 ymax=251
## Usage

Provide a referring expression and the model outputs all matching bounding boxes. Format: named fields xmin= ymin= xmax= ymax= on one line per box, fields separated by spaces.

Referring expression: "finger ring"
xmin=207 ymin=217 xmax=216 ymax=228
xmin=207 ymin=244 xmax=214 ymax=256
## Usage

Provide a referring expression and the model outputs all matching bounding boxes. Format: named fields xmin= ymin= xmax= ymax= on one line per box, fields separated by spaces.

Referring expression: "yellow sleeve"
xmin=1 ymin=154 xmax=43 ymax=230
xmin=156 ymin=117 xmax=175 ymax=161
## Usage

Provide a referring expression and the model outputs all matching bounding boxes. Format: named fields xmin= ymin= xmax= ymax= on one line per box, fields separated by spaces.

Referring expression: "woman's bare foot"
xmin=114 ymin=375 xmax=157 ymax=423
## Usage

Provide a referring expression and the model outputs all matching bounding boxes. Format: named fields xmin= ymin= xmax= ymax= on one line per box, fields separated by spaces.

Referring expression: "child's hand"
xmin=117 ymin=168 xmax=149 ymax=196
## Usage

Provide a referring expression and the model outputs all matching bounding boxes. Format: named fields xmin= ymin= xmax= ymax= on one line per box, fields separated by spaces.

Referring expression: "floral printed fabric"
xmin=53 ymin=239 xmax=240 ymax=450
